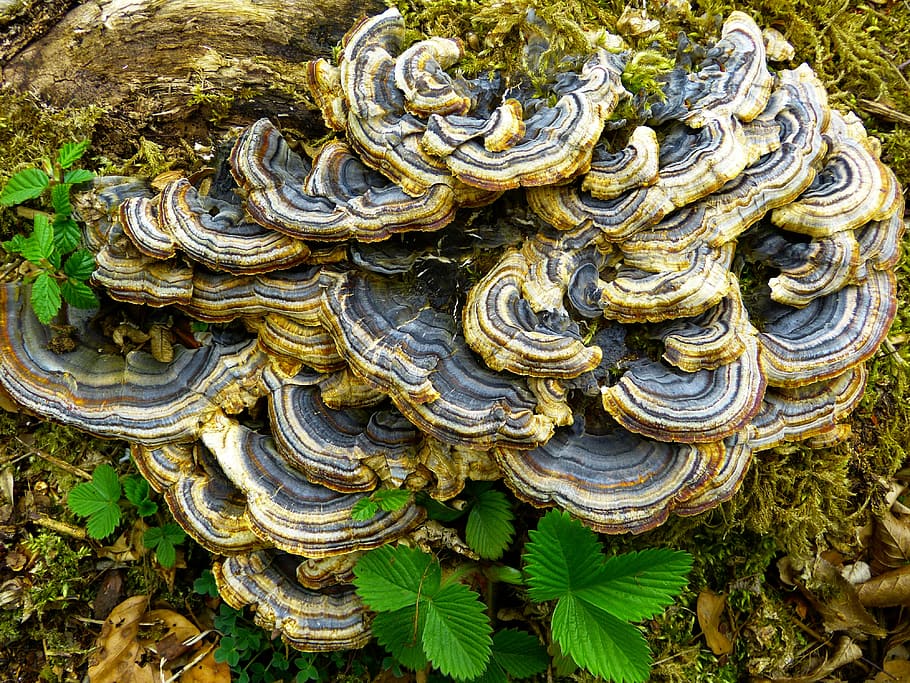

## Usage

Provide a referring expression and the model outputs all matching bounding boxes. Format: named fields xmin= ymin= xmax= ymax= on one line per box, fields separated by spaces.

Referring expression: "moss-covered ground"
xmin=1 ymin=0 xmax=909 ymax=680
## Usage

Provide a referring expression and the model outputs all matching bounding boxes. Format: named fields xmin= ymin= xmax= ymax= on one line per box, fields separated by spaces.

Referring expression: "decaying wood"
xmin=0 ymin=0 xmax=382 ymax=135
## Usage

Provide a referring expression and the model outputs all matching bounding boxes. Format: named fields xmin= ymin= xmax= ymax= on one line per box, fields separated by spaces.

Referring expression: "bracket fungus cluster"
xmin=0 ymin=8 xmax=904 ymax=650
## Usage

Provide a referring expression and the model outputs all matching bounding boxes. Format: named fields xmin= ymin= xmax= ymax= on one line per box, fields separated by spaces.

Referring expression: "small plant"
xmin=66 ymin=463 xmax=122 ymax=539
xmin=0 ymin=141 xmax=97 ymax=324
xmin=353 ymin=509 xmax=691 ymax=682
xmin=67 ymin=465 xmax=186 ymax=567
xmin=524 ymin=511 xmax=693 ymax=682
xmin=203 ymin=585 xmax=327 ymax=683
xmin=350 ymin=488 xmax=412 ymax=521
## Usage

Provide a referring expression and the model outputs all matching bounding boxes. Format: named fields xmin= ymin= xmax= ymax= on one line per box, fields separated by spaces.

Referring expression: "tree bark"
xmin=0 ymin=0 xmax=382 ymax=144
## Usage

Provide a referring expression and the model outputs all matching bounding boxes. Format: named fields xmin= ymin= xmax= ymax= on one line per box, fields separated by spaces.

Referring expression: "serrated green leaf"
xmin=135 ymin=499 xmax=158 ymax=516
xmin=53 ymin=215 xmax=81 ymax=254
xmin=489 ymin=629 xmax=548 ymax=679
xmin=31 ymin=273 xmax=62 ymax=324
xmin=524 ymin=510 xmax=608 ymax=602
xmin=57 ymin=141 xmax=89 ymax=169
xmin=372 ymin=607 xmax=428 ymax=671
xmin=373 ymin=488 xmax=411 ymax=512
xmin=421 ymin=580 xmax=492 ymax=680
xmin=50 ymin=183 xmax=72 ymax=217
xmin=67 ymin=464 xmax=122 ymax=539
xmin=63 ymin=249 xmax=95 ymax=279
xmin=465 ymin=485 xmax=514 ymax=560
xmin=551 ymin=595 xmax=651 ymax=683
xmin=354 ymin=545 xmax=440 ymax=611
xmin=123 ymin=476 xmax=151 ymax=507
xmin=0 ymin=168 xmax=49 ymax=205
xmin=3 ymin=234 xmax=27 ymax=255
xmin=351 ymin=498 xmax=379 ymax=521
xmin=576 ymin=549 xmax=693 ymax=622
xmin=21 ymin=214 xmax=54 ymax=264
xmin=469 ymin=662 xmax=508 ymax=683
xmin=155 ymin=540 xmax=177 ymax=568
xmin=161 ymin=522 xmax=186 ymax=544
xmin=64 ymin=168 xmax=94 ymax=184
xmin=61 ymin=280 xmax=99 ymax=309
xmin=417 ymin=493 xmax=465 ymax=522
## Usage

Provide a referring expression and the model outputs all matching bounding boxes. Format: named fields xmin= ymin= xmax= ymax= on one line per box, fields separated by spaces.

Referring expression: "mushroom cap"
xmin=601 ymin=335 xmax=766 ymax=443
xmin=202 ymin=414 xmax=424 ymax=557
xmin=0 ymin=283 xmax=266 ymax=445
xmin=215 ymin=550 xmax=370 ymax=651
xmin=464 ymin=250 xmax=603 ymax=378
xmin=759 ymin=269 xmax=897 ymax=387
xmin=496 ymin=425 xmax=742 ymax=534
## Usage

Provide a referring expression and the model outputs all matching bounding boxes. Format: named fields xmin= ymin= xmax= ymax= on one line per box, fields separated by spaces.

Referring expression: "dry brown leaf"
xmin=87 ymin=595 xmax=157 ymax=683
xmin=858 ymin=565 xmax=910 ymax=608
xmin=803 ymin=558 xmax=886 ymax=637
xmin=697 ymin=589 xmax=734 ymax=655
xmin=869 ymin=659 xmax=910 ymax=682
xmin=756 ymin=635 xmax=862 ymax=683
xmin=871 ymin=511 xmax=910 ymax=573
xmin=179 ymin=648 xmax=231 ymax=683
xmin=98 ymin=519 xmax=148 ymax=563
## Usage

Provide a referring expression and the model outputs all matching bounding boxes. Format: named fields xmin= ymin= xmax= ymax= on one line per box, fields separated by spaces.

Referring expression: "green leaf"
xmin=57 ymin=141 xmax=90 ymax=169
xmin=67 ymin=464 xmax=122 ymax=539
xmin=63 ymin=249 xmax=95 ymax=280
xmin=64 ymin=168 xmax=94 ymax=184
xmin=421 ymin=580 xmax=492 ymax=680
xmin=0 ymin=168 xmax=49 ymax=205
xmin=61 ymin=280 xmax=99 ymax=310
xmin=50 ymin=183 xmax=72 ymax=217
xmin=371 ymin=607 xmax=428 ymax=671
xmin=144 ymin=523 xmax=185 ymax=568
xmin=524 ymin=510 xmax=608 ymax=602
xmin=194 ymin=570 xmax=219 ymax=597
xmin=488 ymin=629 xmax=548 ymax=679
xmin=31 ymin=273 xmax=62 ymax=325
xmin=577 ymin=549 xmax=693 ymax=622
xmin=551 ymin=595 xmax=651 ymax=683
xmin=465 ymin=484 xmax=514 ymax=560
xmin=122 ymin=476 xmax=151 ymax=507
xmin=123 ymin=475 xmax=158 ymax=516
xmin=53 ymin=215 xmax=81 ymax=255
xmin=3 ymin=234 xmax=27 ymax=255
xmin=354 ymin=545 xmax=440 ymax=612
xmin=416 ymin=492 xmax=465 ymax=522
xmin=21 ymin=214 xmax=55 ymax=265
xmin=350 ymin=498 xmax=379 ymax=521
xmin=373 ymin=488 xmax=411 ymax=512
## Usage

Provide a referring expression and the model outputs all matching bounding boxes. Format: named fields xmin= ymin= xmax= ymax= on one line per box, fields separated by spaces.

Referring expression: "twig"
xmin=31 ymin=514 xmax=87 ymax=540
xmin=13 ymin=436 xmax=92 ymax=480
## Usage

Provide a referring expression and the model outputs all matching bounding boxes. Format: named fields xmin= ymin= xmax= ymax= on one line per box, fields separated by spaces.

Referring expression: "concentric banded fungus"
xmin=495 ymin=426 xmax=743 ymax=533
xmin=231 ymin=119 xmax=459 ymax=242
xmin=0 ymin=283 xmax=265 ymax=444
xmin=214 ymin=550 xmax=370 ymax=651
xmin=464 ymin=250 xmax=603 ymax=378
xmin=320 ymin=271 xmax=555 ymax=448
xmin=0 ymin=5 xmax=904 ymax=654
xmin=601 ymin=336 xmax=766 ymax=443
xmin=121 ymin=179 xmax=313 ymax=274
xmin=201 ymin=414 xmax=423 ymax=557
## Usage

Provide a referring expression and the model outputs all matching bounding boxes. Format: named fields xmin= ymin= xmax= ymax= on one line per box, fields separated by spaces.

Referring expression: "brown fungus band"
xmin=0 ymin=8 xmax=904 ymax=650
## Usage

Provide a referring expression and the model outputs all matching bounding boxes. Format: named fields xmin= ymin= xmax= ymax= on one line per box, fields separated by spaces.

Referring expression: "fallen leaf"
xmin=87 ymin=595 xmax=156 ymax=683
xmin=179 ymin=648 xmax=231 ymax=683
xmin=93 ymin=570 xmax=125 ymax=620
xmin=143 ymin=608 xmax=199 ymax=662
xmin=871 ymin=511 xmax=910 ymax=573
xmin=697 ymin=589 xmax=733 ymax=655
xmin=98 ymin=519 xmax=148 ymax=563
xmin=858 ymin=565 xmax=910 ymax=608
xmin=869 ymin=659 xmax=910 ymax=682
xmin=755 ymin=635 xmax=861 ymax=683
xmin=802 ymin=558 xmax=886 ymax=637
